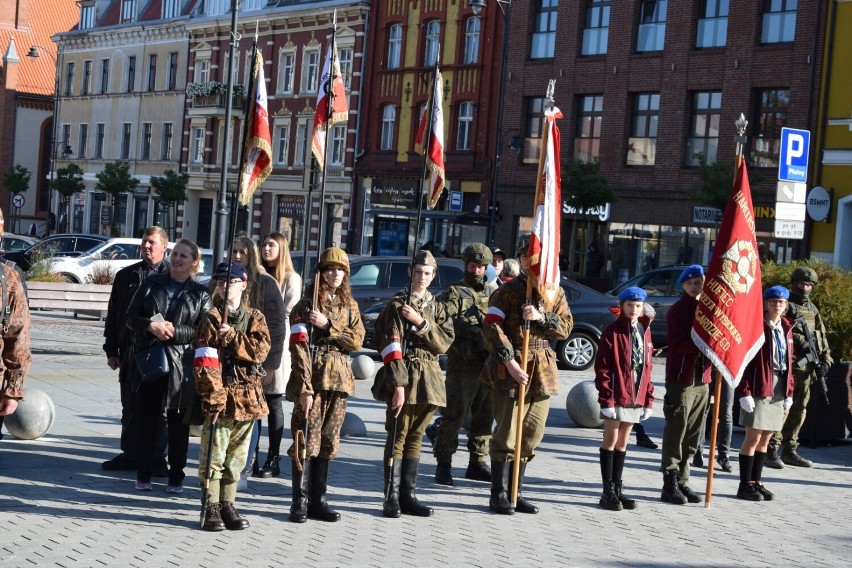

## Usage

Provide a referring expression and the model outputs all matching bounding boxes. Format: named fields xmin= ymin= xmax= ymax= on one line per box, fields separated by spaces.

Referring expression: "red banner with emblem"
xmin=691 ymin=160 xmax=765 ymax=386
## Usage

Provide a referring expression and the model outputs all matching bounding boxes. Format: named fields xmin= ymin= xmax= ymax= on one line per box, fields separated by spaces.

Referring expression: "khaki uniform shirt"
xmin=0 ymin=264 xmax=31 ymax=400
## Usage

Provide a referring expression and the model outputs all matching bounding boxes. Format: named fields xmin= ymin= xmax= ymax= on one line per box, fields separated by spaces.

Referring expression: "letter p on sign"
xmin=778 ymin=127 xmax=810 ymax=183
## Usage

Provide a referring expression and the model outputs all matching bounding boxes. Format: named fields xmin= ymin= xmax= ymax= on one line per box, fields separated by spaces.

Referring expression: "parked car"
xmin=608 ymin=265 xmax=707 ymax=346
xmin=0 ymin=233 xmax=38 ymax=254
xmin=6 ymin=233 xmax=110 ymax=272
xmin=47 ymin=238 xmax=176 ymax=283
xmin=556 ymin=279 xmax=621 ymax=371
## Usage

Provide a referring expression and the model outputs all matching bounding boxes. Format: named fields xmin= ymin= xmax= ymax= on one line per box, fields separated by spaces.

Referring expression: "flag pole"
xmin=316 ymin=11 xmax=339 ymax=252
xmin=704 ymin=113 xmax=749 ymax=508
xmin=510 ymin=80 xmax=556 ymax=505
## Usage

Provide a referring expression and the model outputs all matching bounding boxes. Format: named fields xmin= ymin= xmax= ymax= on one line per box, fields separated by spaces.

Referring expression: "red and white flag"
xmin=691 ymin=160 xmax=764 ymax=387
xmin=527 ymin=106 xmax=563 ymax=309
xmin=239 ymin=47 xmax=272 ymax=206
xmin=414 ymin=68 xmax=446 ymax=209
xmin=311 ymin=40 xmax=348 ymax=169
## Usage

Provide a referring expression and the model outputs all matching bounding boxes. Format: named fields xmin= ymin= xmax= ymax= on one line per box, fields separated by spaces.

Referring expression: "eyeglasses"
xmin=215 ymin=279 xmax=244 ymax=286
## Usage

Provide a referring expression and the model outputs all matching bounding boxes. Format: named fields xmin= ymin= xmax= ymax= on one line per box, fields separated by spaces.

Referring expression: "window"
xmin=338 ymin=48 xmax=353 ymax=90
xmin=294 ymin=123 xmax=307 ymax=166
xmin=637 ymin=1 xmax=667 ymax=52
xmin=121 ymin=123 xmax=132 ymax=159
xmin=574 ymin=95 xmax=603 ymax=161
xmin=424 ymin=20 xmax=440 ymax=66
xmin=581 ymin=1 xmax=610 ymax=56
xmin=278 ymin=52 xmax=295 ymax=93
xmin=523 ymin=97 xmax=546 ymax=164
xmin=751 ymin=88 xmax=789 ymax=167
xmin=303 ymin=51 xmax=319 ymax=93
xmin=163 ymin=0 xmax=180 ymax=18
xmin=126 ymin=56 xmax=136 ymax=92
xmin=62 ymin=124 xmax=71 ymax=150
xmin=205 ymin=0 xmax=228 ymax=16
xmin=696 ymin=0 xmax=729 ymax=48
xmin=463 ymin=18 xmax=481 ymax=64
xmin=192 ymin=127 xmax=205 ymax=163
xmin=80 ymin=4 xmax=95 ymax=29
xmin=331 ymin=125 xmax=346 ymax=166
xmin=167 ymin=52 xmax=178 ymax=90
xmin=95 ymin=123 xmax=105 ymax=159
xmin=456 ymin=102 xmax=474 ymax=150
xmin=121 ymin=0 xmax=136 ymax=23
xmin=64 ymin=62 xmax=75 ymax=96
xmin=276 ymin=125 xmax=290 ymax=165
xmin=82 ymin=60 xmax=92 ymax=95
xmin=380 ymin=105 xmax=396 ymax=151
xmin=100 ymin=59 xmax=110 ymax=94
xmin=78 ymin=124 xmax=88 ymax=159
xmin=141 ymin=123 xmax=152 ymax=160
xmin=627 ymin=93 xmax=660 ymax=166
xmin=686 ymin=92 xmax=722 ymax=165
xmin=531 ymin=0 xmax=558 ymax=59
xmin=388 ymin=24 xmax=402 ymax=69
xmin=161 ymin=123 xmax=173 ymax=160
xmin=761 ymin=0 xmax=797 ymax=44
xmin=146 ymin=54 xmax=157 ymax=91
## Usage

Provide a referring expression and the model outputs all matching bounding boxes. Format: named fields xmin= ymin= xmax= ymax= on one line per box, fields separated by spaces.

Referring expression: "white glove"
xmin=783 ymin=397 xmax=793 ymax=412
xmin=601 ymin=406 xmax=617 ymax=420
xmin=640 ymin=407 xmax=653 ymax=421
xmin=739 ymin=396 xmax=756 ymax=413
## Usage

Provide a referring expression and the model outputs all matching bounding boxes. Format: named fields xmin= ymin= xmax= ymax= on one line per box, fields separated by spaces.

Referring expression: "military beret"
xmin=678 ymin=264 xmax=705 ymax=284
xmin=618 ymin=286 xmax=647 ymax=302
xmin=763 ymin=285 xmax=790 ymax=300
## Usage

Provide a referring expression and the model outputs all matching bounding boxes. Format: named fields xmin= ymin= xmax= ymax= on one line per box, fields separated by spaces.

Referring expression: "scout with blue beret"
xmin=618 ymin=286 xmax=647 ymax=303
xmin=763 ymin=285 xmax=789 ymax=300
xmin=678 ymin=264 xmax=705 ymax=285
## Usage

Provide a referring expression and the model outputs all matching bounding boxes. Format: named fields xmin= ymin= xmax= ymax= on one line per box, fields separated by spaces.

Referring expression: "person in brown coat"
xmin=0 ymin=207 xmax=31 ymax=422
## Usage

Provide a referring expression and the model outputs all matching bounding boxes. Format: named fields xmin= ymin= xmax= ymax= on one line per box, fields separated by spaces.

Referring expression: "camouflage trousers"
xmin=433 ymin=359 xmax=492 ymax=463
xmin=660 ymin=380 xmax=709 ymax=484
xmin=197 ymin=416 xmax=254 ymax=503
xmin=770 ymin=369 xmax=814 ymax=452
xmin=384 ymin=403 xmax=437 ymax=460
xmin=490 ymin=389 xmax=550 ymax=462
xmin=288 ymin=390 xmax=348 ymax=460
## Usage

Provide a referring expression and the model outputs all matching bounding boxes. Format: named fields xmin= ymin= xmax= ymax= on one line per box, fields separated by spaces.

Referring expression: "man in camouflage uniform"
xmin=766 ymin=267 xmax=833 ymax=469
xmin=481 ymin=234 xmax=573 ymax=514
xmin=432 ymin=243 xmax=494 ymax=485
xmin=0 ymin=207 xmax=32 ymax=425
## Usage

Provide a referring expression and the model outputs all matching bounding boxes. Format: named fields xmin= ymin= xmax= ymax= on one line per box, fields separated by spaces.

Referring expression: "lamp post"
xmin=27 ymin=43 xmax=66 ymax=236
xmin=469 ymin=0 xmax=512 ymax=248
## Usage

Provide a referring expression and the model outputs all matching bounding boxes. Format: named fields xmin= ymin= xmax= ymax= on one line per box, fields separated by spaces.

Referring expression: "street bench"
xmin=26 ymin=281 xmax=112 ymax=320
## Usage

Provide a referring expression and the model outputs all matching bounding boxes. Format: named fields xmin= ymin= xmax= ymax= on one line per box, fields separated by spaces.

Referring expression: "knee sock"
xmin=612 ymin=450 xmax=627 ymax=483
xmin=739 ymin=454 xmax=754 ymax=484
xmin=599 ymin=449 xmax=614 ymax=484
xmin=752 ymin=451 xmax=767 ymax=483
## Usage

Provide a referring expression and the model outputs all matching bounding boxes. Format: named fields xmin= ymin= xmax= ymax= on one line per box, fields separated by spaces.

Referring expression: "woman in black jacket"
xmin=127 ymin=239 xmax=212 ymax=492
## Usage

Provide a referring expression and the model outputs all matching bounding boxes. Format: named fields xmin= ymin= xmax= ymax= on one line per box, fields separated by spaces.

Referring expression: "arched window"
xmin=380 ymin=105 xmax=396 ymax=151
xmin=424 ymin=20 xmax=441 ymax=66
xmin=463 ymin=18 xmax=481 ymax=64
xmin=456 ymin=102 xmax=474 ymax=150
xmin=388 ymin=24 xmax=402 ymax=69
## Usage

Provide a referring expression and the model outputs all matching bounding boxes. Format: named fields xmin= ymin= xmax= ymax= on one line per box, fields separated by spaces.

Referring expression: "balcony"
xmin=186 ymin=82 xmax=246 ymax=117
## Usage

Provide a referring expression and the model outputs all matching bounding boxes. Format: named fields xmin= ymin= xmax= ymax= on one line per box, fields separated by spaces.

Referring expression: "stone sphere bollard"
xmin=352 ymin=354 xmax=376 ymax=381
xmin=565 ymin=380 xmax=603 ymax=428
xmin=340 ymin=412 xmax=367 ymax=438
xmin=4 ymin=387 xmax=56 ymax=440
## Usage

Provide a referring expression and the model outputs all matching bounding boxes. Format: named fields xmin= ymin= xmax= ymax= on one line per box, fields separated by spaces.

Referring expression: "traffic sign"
xmin=775 ymin=202 xmax=806 ymax=222
xmin=775 ymin=181 xmax=806 ymax=203
xmin=449 ymin=190 xmax=463 ymax=212
xmin=12 ymin=194 xmax=25 ymax=208
xmin=774 ymin=220 xmax=805 ymax=239
xmin=778 ymin=127 xmax=810 ymax=182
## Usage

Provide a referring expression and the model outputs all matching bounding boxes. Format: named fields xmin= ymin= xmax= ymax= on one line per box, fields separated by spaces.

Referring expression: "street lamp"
xmin=26 ymin=44 xmax=67 ymax=236
xmin=469 ymin=0 xmax=512 ymax=248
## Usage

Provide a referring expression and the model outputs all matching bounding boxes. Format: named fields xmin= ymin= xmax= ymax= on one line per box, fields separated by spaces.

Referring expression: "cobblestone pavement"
xmin=1 ymin=313 xmax=850 ymax=567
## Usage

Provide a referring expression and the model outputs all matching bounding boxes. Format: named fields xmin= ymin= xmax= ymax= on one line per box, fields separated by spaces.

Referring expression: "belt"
xmin=529 ymin=339 xmax=549 ymax=350
xmin=315 ymin=344 xmax=350 ymax=355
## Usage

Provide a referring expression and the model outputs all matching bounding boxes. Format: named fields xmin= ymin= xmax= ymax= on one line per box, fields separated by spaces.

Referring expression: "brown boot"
xmin=202 ymin=503 xmax=225 ymax=532
xmin=220 ymin=501 xmax=250 ymax=530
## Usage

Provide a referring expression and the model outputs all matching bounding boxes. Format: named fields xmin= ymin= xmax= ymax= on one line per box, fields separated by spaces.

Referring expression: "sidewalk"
xmin=1 ymin=313 xmax=849 ymax=567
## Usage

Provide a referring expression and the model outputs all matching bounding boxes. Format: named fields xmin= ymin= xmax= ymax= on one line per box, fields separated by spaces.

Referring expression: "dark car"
xmin=6 ymin=233 xmax=110 ymax=272
xmin=556 ymin=279 xmax=621 ymax=371
xmin=0 ymin=234 xmax=38 ymax=253
xmin=608 ymin=265 xmax=707 ymax=346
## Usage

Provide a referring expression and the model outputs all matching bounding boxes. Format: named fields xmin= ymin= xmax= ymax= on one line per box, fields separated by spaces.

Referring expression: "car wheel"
xmin=61 ymin=273 xmax=80 ymax=284
xmin=558 ymin=332 xmax=597 ymax=371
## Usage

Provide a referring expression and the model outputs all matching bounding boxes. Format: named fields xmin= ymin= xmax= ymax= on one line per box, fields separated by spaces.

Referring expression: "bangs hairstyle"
xmin=261 ymin=231 xmax=295 ymax=285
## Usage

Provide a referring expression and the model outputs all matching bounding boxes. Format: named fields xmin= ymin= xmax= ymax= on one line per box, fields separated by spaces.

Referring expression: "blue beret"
xmin=763 ymin=285 xmax=790 ymax=300
xmin=678 ymin=264 xmax=705 ymax=284
xmin=618 ymin=286 xmax=647 ymax=302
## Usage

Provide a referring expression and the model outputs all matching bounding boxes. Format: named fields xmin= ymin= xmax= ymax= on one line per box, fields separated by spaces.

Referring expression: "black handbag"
xmin=134 ymin=341 xmax=169 ymax=383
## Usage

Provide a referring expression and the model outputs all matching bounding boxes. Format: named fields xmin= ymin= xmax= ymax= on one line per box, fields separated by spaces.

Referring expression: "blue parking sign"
xmin=778 ymin=127 xmax=810 ymax=183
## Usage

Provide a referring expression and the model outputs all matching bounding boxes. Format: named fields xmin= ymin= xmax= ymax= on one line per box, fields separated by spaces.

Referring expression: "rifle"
xmin=199 ymin=419 xmax=217 ymax=528
xmin=797 ymin=317 xmax=830 ymax=405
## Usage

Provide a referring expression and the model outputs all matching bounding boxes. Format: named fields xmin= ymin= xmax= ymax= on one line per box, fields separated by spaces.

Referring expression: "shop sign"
xmin=561 ymin=201 xmax=611 ymax=222
xmin=806 ymin=186 xmax=831 ymax=222
xmin=278 ymin=195 xmax=305 ymax=218
xmin=692 ymin=206 xmax=722 ymax=225
xmin=370 ymin=178 xmax=418 ymax=208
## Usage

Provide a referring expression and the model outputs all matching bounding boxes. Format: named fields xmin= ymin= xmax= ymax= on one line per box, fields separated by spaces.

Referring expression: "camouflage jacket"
xmin=0 ymin=264 xmax=31 ymax=400
xmin=787 ymin=290 xmax=833 ymax=369
xmin=287 ymin=293 xmax=364 ymax=399
xmin=439 ymin=273 xmax=490 ymax=363
xmin=372 ymin=288 xmax=455 ymax=406
xmin=194 ymin=306 xmax=271 ymax=421
xmin=481 ymin=274 xmax=573 ymax=396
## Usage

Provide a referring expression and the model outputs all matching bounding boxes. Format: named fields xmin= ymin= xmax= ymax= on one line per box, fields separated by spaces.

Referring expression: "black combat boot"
xmin=716 ymin=453 xmax=734 ymax=473
xmin=634 ymin=426 xmax=658 ymax=449
xmin=220 ymin=501 xmax=250 ymax=530
xmin=764 ymin=447 xmax=784 ymax=469
xmin=288 ymin=459 xmax=310 ymax=523
xmin=781 ymin=448 xmax=813 ymax=467
xmin=465 ymin=456 xmax=492 ymax=482
xmin=611 ymin=450 xmax=636 ymax=510
xmin=660 ymin=470 xmax=687 ymax=505
xmin=400 ymin=458 xmax=433 ymax=517
xmin=383 ymin=459 xmax=402 ymax=518
xmin=489 ymin=460 xmax=514 ymax=515
xmin=308 ymin=458 xmax=341 ymax=522
xmin=202 ymin=502 xmax=226 ymax=532
xmin=256 ymin=455 xmax=281 ymax=479
xmin=513 ymin=462 xmax=539 ymax=514
xmin=752 ymin=451 xmax=774 ymax=501
xmin=599 ymin=481 xmax=623 ymax=511
xmin=677 ymin=480 xmax=703 ymax=504
xmin=435 ymin=461 xmax=454 ymax=486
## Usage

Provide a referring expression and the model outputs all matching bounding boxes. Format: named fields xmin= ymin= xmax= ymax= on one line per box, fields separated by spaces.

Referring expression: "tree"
xmin=561 ymin=159 xmax=616 ymax=278
xmin=95 ymin=161 xmax=139 ymax=236
xmin=150 ymin=169 xmax=189 ymax=234
xmin=52 ymin=164 xmax=85 ymax=233
xmin=688 ymin=152 xmax=765 ymax=209
xmin=3 ymin=164 xmax=31 ymax=233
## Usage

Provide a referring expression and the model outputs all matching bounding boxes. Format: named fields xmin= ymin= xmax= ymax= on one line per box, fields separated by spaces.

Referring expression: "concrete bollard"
xmin=352 ymin=354 xmax=376 ymax=381
xmin=4 ymin=388 xmax=56 ymax=440
xmin=340 ymin=412 xmax=367 ymax=438
xmin=565 ymin=380 xmax=603 ymax=428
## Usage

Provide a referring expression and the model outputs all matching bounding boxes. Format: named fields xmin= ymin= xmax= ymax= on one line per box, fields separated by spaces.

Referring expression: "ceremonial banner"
xmin=414 ymin=68 xmax=446 ymax=209
xmin=691 ymin=161 xmax=764 ymax=386
xmin=527 ymin=106 xmax=563 ymax=308
xmin=311 ymin=39 xmax=348 ymax=169
xmin=239 ymin=48 xmax=272 ymax=206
